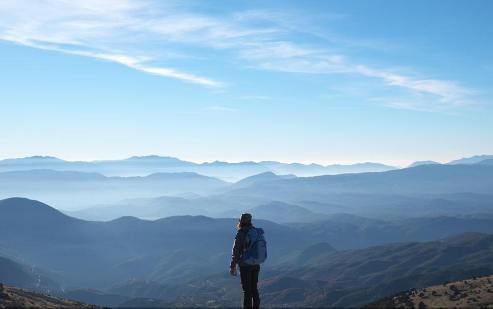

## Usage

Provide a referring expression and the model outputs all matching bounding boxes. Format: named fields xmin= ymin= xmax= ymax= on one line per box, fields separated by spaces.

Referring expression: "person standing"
xmin=230 ymin=213 xmax=264 ymax=309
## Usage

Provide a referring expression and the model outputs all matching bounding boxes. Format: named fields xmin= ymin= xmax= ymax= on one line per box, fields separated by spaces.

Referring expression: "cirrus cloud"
xmin=0 ymin=0 xmax=476 ymax=108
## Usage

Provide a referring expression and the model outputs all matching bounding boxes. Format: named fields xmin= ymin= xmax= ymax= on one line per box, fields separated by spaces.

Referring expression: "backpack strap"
xmin=238 ymin=227 xmax=250 ymax=251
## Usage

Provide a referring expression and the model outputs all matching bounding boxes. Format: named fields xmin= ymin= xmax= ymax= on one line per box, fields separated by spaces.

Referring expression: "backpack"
xmin=239 ymin=227 xmax=267 ymax=265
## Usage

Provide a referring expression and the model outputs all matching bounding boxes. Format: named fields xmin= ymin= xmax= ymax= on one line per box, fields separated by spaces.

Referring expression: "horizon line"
xmin=0 ymin=154 xmax=490 ymax=168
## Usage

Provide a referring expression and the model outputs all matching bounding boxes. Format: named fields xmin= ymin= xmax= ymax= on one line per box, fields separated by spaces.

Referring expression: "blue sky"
xmin=0 ymin=0 xmax=492 ymax=167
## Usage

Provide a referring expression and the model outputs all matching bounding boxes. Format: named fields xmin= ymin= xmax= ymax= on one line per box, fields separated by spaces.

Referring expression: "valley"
xmin=0 ymin=155 xmax=493 ymax=307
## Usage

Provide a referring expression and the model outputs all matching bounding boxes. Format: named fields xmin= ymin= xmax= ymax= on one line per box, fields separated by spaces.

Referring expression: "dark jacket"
xmin=230 ymin=224 xmax=254 ymax=268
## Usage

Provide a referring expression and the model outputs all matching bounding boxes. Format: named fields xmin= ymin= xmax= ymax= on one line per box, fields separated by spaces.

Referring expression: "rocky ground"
xmin=0 ymin=284 xmax=99 ymax=309
xmin=368 ymin=274 xmax=493 ymax=308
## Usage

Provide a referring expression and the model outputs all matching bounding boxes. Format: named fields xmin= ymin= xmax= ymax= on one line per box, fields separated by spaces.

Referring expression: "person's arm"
xmin=230 ymin=230 xmax=245 ymax=270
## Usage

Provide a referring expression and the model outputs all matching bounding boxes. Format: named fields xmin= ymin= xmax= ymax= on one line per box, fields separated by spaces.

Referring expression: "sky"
xmin=0 ymin=0 xmax=492 ymax=167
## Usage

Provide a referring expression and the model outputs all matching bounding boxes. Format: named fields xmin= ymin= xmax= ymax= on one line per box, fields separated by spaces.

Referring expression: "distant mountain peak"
xmin=225 ymin=172 xmax=288 ymax=191
xmin=407 ymin=160 xmax=441 ymax=168
xmin=297 ymin=242 xmax=337 ymax=266
xmin=0 ymin=156 xmax=64 ymax=164
xmin=448 ymin=155 xmax=493 ymax=165
xmin=125 ymin=155 xmax=183 ymax=162
xmin=242 ymin=171 xmax=278 ymax=179
xmin=108 ymin=216 xmax=143 ymax=224
xmin=0 ymin=197 xmax=71 ymax=220
xmin=26 ymin=155 xmax=61 ymax=160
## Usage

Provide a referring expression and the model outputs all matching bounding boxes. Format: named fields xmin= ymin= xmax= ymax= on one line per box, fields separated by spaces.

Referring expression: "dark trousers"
xmin=239 ymin=265 xmax=260 ymax=309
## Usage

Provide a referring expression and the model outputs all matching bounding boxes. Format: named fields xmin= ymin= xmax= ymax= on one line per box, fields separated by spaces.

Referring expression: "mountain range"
xmin=0 ymin=169 xmax=228 ymax=208
xmin=0 ymin=198 xmax=325 ymax=289
xmin=1 ymin=154 xmax=490 ymax=181
xmin=1 ymin=162 xmax=492 ymax=214
xmin=0 ymin=155 xmax=398 ymax=180
xmin=94 ymin=232 xmax=493 ymax=308
xmin=1 ymin=154 xmax=493 ymax=307
xmin=224 ymin=164 xmax=493 ymax=203
xmin=2 ymin=198 xmax=493 ymax=307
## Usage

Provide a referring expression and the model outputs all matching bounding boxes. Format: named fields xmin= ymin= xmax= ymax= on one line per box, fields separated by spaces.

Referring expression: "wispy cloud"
xmin=354 ymin=65 xmax=473 ymax=105
xmin=255 ymin=57 xmax=473 ymax=108
xmin=0 ymin=0 xmax=476 ymax=107
xmin=0 ymin=0 xmax=224 ymax=86
xmin=14 ymin=40 xmax=223 ymax=86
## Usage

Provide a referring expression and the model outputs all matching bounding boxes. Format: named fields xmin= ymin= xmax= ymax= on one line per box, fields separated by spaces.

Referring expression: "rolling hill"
xmin=368 ymin=274 xmax=493 ymax=308
xmin=287 ymin=215 xmax=493 ymax=250
xmin=0 ymin=198 xmax=325 ymax=289
xmin=105 ymin=233 xmax=493 ymax=308
xmin=223 ymin=164 xmax=493 ymax=201
xmin=0 ymin=257 xmax=61 ymax=293
xmin=219 ymin=171 xmax=296 ymax=191
xmin=0 ymin=283 xmax=99 ymax=308
xmin=227 ymin=201 xmax=333 ymax=223
xmin=3 ymin=197 xmax=493 ymax=307
xmin=68 ymin=195 xmax=250 ymax=221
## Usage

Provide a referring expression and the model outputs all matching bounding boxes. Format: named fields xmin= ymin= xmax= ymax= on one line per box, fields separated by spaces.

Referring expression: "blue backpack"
xmin=240 ymin=228 xmax=267 ymax=265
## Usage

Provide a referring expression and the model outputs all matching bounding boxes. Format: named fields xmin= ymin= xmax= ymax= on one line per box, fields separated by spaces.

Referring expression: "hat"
xmin=240 ymin=213 xmax=252 ymax=225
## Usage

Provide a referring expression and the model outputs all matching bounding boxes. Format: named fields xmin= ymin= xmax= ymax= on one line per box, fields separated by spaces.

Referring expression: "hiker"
xmin=230 ymin=213 xmax=267 ymax=309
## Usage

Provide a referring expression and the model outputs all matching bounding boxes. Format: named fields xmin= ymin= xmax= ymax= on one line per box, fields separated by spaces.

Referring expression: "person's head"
xmin=237 ymin=213 xmax=252 ymax=230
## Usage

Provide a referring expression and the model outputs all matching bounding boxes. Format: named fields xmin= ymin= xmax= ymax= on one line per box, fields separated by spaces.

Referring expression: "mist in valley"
xmin=1 ymin=155 xmax=493 ymax=307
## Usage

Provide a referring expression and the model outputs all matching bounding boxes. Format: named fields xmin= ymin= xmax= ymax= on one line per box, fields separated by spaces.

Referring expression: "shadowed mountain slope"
xmin=221 ymin=172 xmax=296 ymax=192
xmin=0 ymin=257 xmax=61 ymax=292
xmin=53 ymin=289 xmax=130 ymax=308
xmin=69 ymin=195 xmax=251 ymax=221
xmin=287 ymin=215 xmax=493 ymax=250
xmin=109 ymin=233 xmax=493 ymax=308
xmin=0 ymin=198 xmax=324 ymax=289
xmin=223 ymin=164 xmax=493 ymax=201
xmin=230 ymin=201 xmax=333 ymax=223
xmin=477 ymin=159 xmax=493 ymax=166
xmin=0 ymin=284 xmax=99 ymax=308
xmin=448 ymin=155 xmax=493 ymax=165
